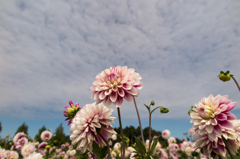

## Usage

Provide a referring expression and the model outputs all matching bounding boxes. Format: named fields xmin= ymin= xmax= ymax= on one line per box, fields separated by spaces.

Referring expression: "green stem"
xmin=150 ymin=106 xmax=163 ymax=114
xmin=117 ymin=107 xmax=125 ymax=159
xmin=133 ymin=96 xmax=145 ymax=144
xmin=148 ymin=113 xmax=152 ymax=153
xmin=97 ymin=132 xmax=111 ymax=159
xmin=222 ymin=136 xmax=235 ymax=159
xmin=232 ymin=76 xmax=240 ymax=92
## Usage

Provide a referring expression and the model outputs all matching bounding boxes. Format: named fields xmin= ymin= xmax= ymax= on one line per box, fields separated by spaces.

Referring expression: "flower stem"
xmin=148 ymin=113 xmax=152 ymax=153
xmin=222 ymin=136 xmax=235 ymax=159
xmin=97 ymin=132 xmax=111 ymax=159
xmin=133 ymin=96 xmax=145 ymax=144
xmin=232 ymin=76 xmax=240 ymax=92
xmin=117 ymin=107 xmax=125 ymax=159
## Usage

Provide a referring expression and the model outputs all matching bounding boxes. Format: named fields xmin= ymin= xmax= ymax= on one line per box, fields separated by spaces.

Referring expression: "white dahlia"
xmin=70 ymin=102 xmax=116 ymax=153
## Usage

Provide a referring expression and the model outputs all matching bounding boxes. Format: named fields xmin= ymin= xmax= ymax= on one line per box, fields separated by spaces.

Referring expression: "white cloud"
xmin=0 ymin=0 xmax=240 ymax=121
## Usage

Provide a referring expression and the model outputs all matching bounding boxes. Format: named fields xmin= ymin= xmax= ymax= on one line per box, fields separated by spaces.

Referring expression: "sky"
xmin=0 ymin=0 xmax=240 ymax=140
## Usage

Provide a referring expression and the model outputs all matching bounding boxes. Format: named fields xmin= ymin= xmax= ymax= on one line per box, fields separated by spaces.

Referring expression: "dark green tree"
xmin=34 ymin=125 xmax=47 ymax=142
xmin=0 ymin=122 xmax=2 ymax=133
xmin=15 ymin=122 xmax=28 ymax=135
xmin=51 ymin=123 xmax=66 ymax=147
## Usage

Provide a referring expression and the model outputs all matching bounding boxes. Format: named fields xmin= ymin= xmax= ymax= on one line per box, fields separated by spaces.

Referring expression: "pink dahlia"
xmin=13 ymin=132 xmax=25 ymax=144
xmin=162 ymin=130 xmax=170 ymax=139
xmin=38 ymin=142 xmax=48 ymax=153
xmin=16 ymin=137 xmax=28 ymax=150
xmin=70 ymin=102 xmax=116 ymax=153
xmin=190 ymin=94 xmax=238 ymax=157
xmin=40 ymin=130 xmax=52 ymax=141
xmin=91 ymin=66 xmax=143 ymax=107
xmin=63 ymin=100 xmax=81 ymax=126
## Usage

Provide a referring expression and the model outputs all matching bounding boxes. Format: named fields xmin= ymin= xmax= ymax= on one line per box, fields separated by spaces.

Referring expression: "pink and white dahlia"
xmin=162 ymin=130 xmax=170 ymax=139
xmin=16 ymin=137 xmax=28 ymax=150
xmin=38 ymin=142 xmax=47 ymax=153
xmin=190 ymin=94 xmax=238 ymax=157
xmin=21 ymin=143 xmax=35 ymax=157
xmin=91 ymin=66 xmax=143 ymax=107
xmin=25 ymin=152 xmax=43 ymax=159
xmin=0 ymin=148 xmax=6 ymax=159
xmin=70 ymin=102 xmax=116 ymax=153
xmin=13 ymin=132 xmax=25 ymax=144
xmin=6 ymin=150 xmax=19 ymax=159
xmin=40 ymin=130 xmax=52 ymax=141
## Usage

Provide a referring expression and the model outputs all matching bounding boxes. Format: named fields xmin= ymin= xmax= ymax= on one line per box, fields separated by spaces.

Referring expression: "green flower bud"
xmin=160 ymin=108 xmax=169 ymax=113
xmin=45 ymin=145 xmax=51 ymax=149
xmin=218 ymin=70 xmax=232 ymax=82
xmin=151 ymin=100 xmax=155 ymax=106
xmin=191 ymin=151 xmax=198 ymax=156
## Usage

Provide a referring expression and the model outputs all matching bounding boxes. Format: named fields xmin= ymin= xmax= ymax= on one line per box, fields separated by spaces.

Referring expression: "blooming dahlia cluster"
xmin=70 ymin=102 xmax=116 ymax=153
xmin=40 ymin=130 xmax=52 ymax=141
xmin=91 ymin=66 xmax=143 ymax=107
xmin=190 ymin=94 xmax=239 ymax=157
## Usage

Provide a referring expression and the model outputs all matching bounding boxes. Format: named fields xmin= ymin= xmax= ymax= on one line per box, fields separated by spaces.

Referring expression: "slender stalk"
xmin=46 ymin=149 xmax=49 ymax=159
xmin=117 ymin=107 xmax=125 ymax=159
xmin=222 ymin=136 xmax=235 ymax=159
xmin=133 ymin=96 xmax=145 ymax=144
xmin=97 ymin=132 xmax=111 ymax=159
xmin=232 ymin=76 xmax=240 ymax=92
xmin=148 ymin=113 xmax=152 ymax=153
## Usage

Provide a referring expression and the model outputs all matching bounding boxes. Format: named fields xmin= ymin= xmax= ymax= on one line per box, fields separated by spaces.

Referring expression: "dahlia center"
xmin=199 ymin=106 xmax=213 ymax=119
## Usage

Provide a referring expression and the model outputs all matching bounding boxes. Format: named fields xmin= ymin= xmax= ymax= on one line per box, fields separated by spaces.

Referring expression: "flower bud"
xmin=151 ymin=100 xmax=155 ymax=106
xmin=45 ymin=145 xmax=51 ymax=149
xmin=160 ymin=108 xmax=169 ymax=113
xmin=218 ymin=70 xmax=232 ymax=82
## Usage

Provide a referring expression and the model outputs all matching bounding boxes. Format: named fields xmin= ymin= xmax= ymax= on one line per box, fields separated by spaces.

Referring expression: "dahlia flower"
xmin=6 ymin=150 xmax=19 ymax=159
xmin=168 ymin=137 xmax=176 ymax=144
xmin=21 ymin=143 xmax=35 ymax=157
xmin=162 ymin=130 xmax=170 ymax=139
xmin=25 ymin=152 xmax=43 ymax=159
xmin=16 ymin=137 xmax=28 ymax=149
xmin=0 ymin=148 xmax=6 ymax=159
xmin=63 ymin=100 xmax=81 ymax=126
xmin=190 ymin=94 xmax=238 ymax=157
xmin=40 ymin=130 xmax=52 ymax=141
xmin=38 ymin=142 xmax=47 ymax=153
xmin=70 ymin=102 xmax=116 ymax=153
xmin=13 ymin=132 xmax=25 ymax=144
xmin=91 ymin=66 xmax=143 ymax=107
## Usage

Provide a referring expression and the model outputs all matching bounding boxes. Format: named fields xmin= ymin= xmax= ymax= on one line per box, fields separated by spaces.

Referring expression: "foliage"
xmin=15 ymin=122 xmax=28 ymax=135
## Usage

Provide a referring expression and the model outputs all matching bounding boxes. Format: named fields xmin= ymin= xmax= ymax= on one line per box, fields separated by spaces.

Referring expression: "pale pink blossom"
xmin=21 ymin=143 xmax=35 ymax=157
xmin=40 ymin=131 xmax=52 ymax=141
xmin=91 ymin=66 xmax=143 ymax=107
xmin=188 ymin=128 xmax=195 ymax=135
xmin=6 ymin=150 xmax=19 ymax=159
xmin=16 ymin=137 xmax=28 ymax=150
xmin=13 ymin=132 xmax=25 ymax=144
xmin=70 ymin=102 xmax=116 ymax=153
xmin=190 ymin=94 xmax=238 ymax=157
xmin=162 ymin=130 xmax=170 ymax=139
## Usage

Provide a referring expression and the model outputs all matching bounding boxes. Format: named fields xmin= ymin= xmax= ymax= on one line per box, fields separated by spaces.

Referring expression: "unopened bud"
xmin=151 ymin=100 xmax=155 ymax=106
xmin=160 ymin=108 xmax=169 ymax=113
xmin=45 ymin=145 xmax=51 ymax=149
xmin=218 ymin=70 xmax=232 ymax=82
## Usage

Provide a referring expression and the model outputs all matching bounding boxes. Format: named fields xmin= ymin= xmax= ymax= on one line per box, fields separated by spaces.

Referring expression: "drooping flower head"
xmin=13 ymin=132 xmax=25 ymax=144
xmin=190 ymin=94 xmax=238 ymax=157
xmin=40 ymin=131 xmax=52 ymax=141
xmin=91 ymin=66 xmax=143 ymax=107
xmin=63 ymin=100 xmax=81 ymax=126
xmin=70 ymin=102 xmax=116 ymax=153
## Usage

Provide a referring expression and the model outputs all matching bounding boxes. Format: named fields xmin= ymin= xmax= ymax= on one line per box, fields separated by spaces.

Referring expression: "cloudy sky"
xmin=1 ymin=0 xmax=240 ymax=139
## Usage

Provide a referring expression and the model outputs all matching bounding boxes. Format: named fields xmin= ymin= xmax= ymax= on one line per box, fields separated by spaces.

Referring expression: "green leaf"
xmin=220 ymin=71 xmax=224 ymax=74
xmin=143 ymin=155 xmax=152 ymax=159
xmin=149 ymin=137 xmax=159 ymax=155
xmin=134 ymin=136 xmax=146 ymax=155
xmin=101 ymin=146 xmax=108 ymax=159
xmin=144 ymin=104 xmax=150 ymax=113
xmin=226 ymin=70 xmax=230 ymax=74
xmin=92 ymin=141 xmax=101 ymax=159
